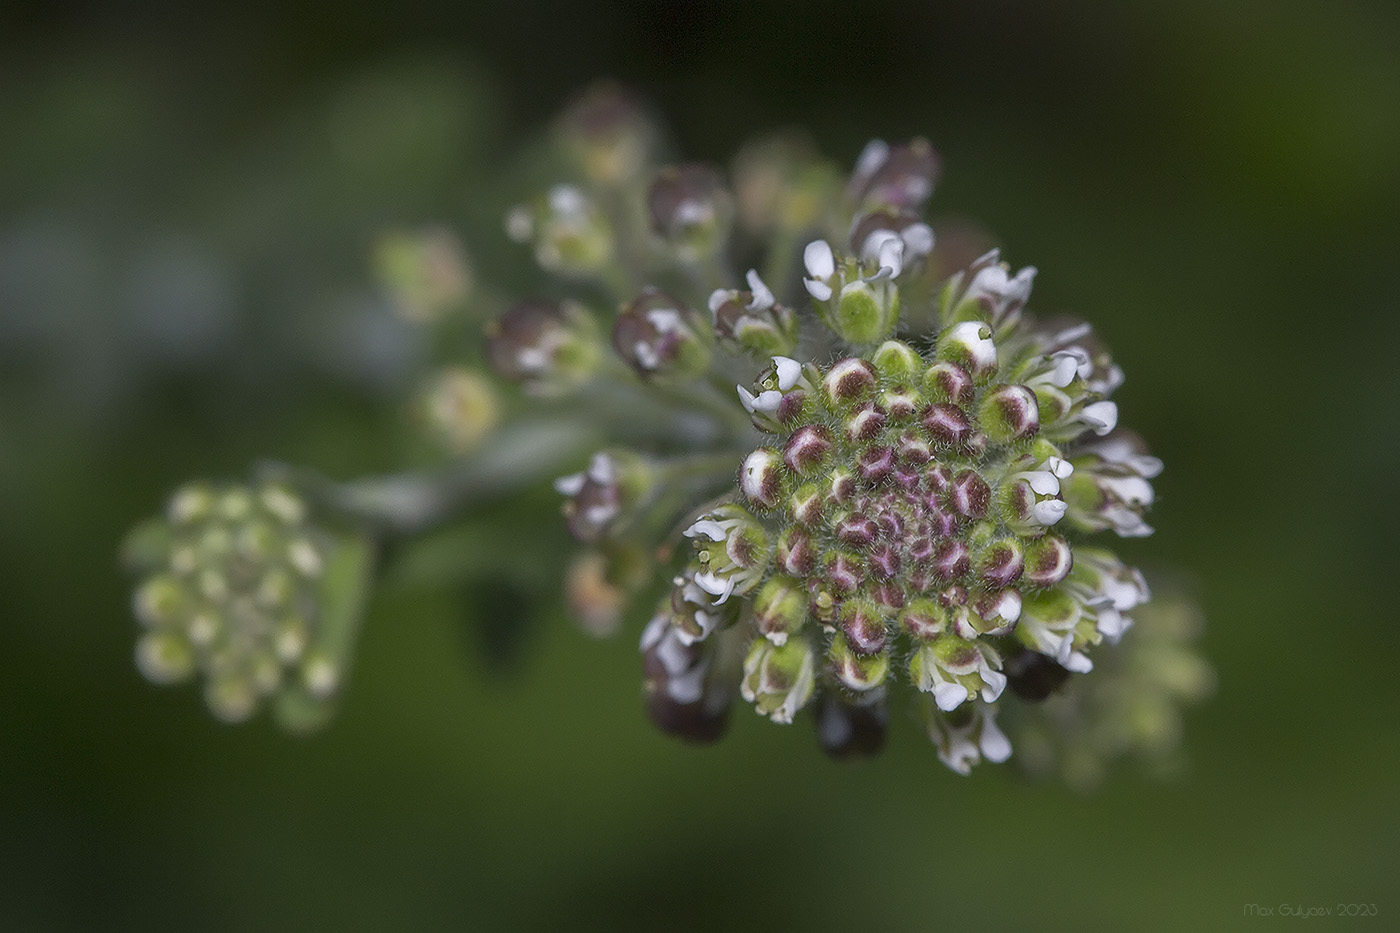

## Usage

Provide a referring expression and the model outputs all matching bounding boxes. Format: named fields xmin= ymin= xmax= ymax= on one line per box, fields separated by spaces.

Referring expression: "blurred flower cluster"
xmin=123 ymin=83 xmax=1209 ymax=782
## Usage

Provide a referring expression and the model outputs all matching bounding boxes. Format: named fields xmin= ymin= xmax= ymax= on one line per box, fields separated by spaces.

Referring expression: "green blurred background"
xmin=2 ymin=1 xmax=1397 ymax=929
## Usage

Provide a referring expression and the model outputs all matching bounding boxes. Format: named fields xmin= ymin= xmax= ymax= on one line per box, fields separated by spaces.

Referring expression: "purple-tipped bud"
xmin=789 ymin=483 xmax=825 ymax=526
xmin=829 ymin=633 xmax=891 ymax=692
xmin=1024 ymin=534 xmax=1074 ymax=586
xmin=776 ymin=528 xmax=817 ymax=576
xmin=783 ymin=425 xmax=833 ymax=475
xmin=845 ymin=403 xmax=887 ymax=442
xmin=753 ymin=576 xmax=808 ymax=645
xmin=923 ymin=403 xmax=972 ymax=449
xmin=923 ymin=361 xmax=975 ymax=405
xmin=486 ymin=299 xmax=602 ymax=396
xmin=738 ymin=448 xmax=784 ymax=511
xmin=823 ymin=357 xmax=877 ymax=407
xmin=946 ymin=470 xmax=992 ymax=519
xmin=980 ymin=384 xmax=1041 ymax=444
xmin=824 ymin=551 xmax=866 ymax=594
xmin=840 ymin=599 xmax=888 ymax=655
xmin=612 ymin=288 xmax=711 ymax=381
xmin=977 ymin=538 xmax=1025 ymax=587
xmin=901 ymin=597 xmax=947 ymax=640
xmin=647 ymin=163 xmax=733 ymax=259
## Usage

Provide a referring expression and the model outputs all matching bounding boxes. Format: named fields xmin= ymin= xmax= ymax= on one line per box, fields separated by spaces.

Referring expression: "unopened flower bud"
xmin=486 ymin=299 xmax=603 ymax=396
xmin=612 ymin=288 xmax=711 ymax=381
xmin=417 ymin=366 xmax=499 ymax=453
xmin=556 ymin=82 xmax=656 ymax=184
xmin=979 ymin=384 xmax=1041 ymax=444
xmin=374 ymin=227 xmax=472 ymax=323
xmin=937 ymin=321 xmax=998 ymax=381
xmin=647 ymin=163 xmax=733 ymax=260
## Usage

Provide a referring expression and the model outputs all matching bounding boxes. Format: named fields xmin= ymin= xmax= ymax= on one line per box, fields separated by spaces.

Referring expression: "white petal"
xmin=552 ymin=472 xmax=586 ymax=496
xmin=773 ymin=356 xmax=803 ymax=391
xmin=1047 ymin=456 xmax=1074 ymax=479
xmin=1082 ymin=401 xmax=1119 ymax=435
xmin=736 ymin=385 xmax=758 ymax=413
xmin=901 ymin=222 xmax=935 ymax=259
xmin=803 ymin=239 xmax=835 ymax=280
xmin=692 ymin=571 xmax=734 ymax=604
xmin=1023 ymin=470 xmax=1060 ymax=496
xmin=852 ymin=139 xmax=889 ymax=182
xmin=1032 ymin=498 xmax=1068 ymax=526
xmin=683 ymin=519 xmax=728 ymax=541
xmin=934 ymin=682 xmax=969 ymax=712
xmin=804 ymin=279 xmax=832 ymax=302
xmin=707 ymin=288 xmax=729 ymax=313
xmin=980 ymin=668 xmax=1007 ymax=703
xmin=1064 ymin=651 xmax=1093 ymax=673
xmin=978 ymin=712 xmax=1013 ymax=763
xmin=1101 ymin=475 xmax=1154 ymax=507
xmin=877 ymin=235 xmax=904 ymax=277
xmin=745 ymin=269 xmax=775 ymax=310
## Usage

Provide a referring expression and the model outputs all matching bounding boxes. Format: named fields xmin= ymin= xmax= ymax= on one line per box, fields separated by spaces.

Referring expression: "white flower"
xmin=803 ymin=239 xmax=836 ymax=301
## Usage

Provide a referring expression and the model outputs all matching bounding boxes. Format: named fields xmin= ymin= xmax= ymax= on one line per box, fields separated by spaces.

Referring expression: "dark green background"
xmin=2 ymin=1 xmax=1397 ymax=930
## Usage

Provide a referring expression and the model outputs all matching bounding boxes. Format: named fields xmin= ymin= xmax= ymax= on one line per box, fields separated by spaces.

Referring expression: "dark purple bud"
xmin=837 ymin=515 xmax=879 ymax=550
xmin=776 ymin=528 xmax=817 ymax=576
xmin=869 ymin=546 xmax=902 ymax=580
xmin=931 ymin=540 xmax=970 ymax=580
xmin=856 ymin=445 xmax=895 ymax=484
xmin=646 ymin=163 xmax=732 ymax=255
xmin=845 ymin=403 xmax=887 ymax=442
xmin=924 ymin=361 xmax=973 ymax=405
xmin=840 ymin=600 xmax=888 ymax=655
xmin=783 ymin=425 xmax=833 ymax=475
xmin=946 ymin=470 xmax=992 ymax=519
xmin=923 ymin=403 xmax=972 ymax=448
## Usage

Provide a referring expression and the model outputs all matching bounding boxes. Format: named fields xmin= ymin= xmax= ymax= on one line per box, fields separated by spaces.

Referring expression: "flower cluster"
xmin=123 ymin=480 xmax=370 ymax=729
xmin=487 ymin=87 xmax=1198 ymax=773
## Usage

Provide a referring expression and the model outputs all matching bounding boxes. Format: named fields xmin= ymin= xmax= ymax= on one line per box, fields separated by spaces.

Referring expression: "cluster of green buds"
xmin=487 ymin=88 xmax=1204 ymax=773
xmin=122 ymin=481 xmax=372 ymax=730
